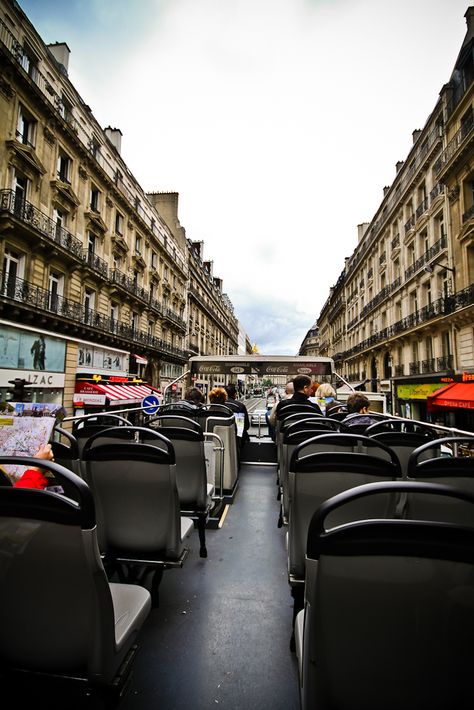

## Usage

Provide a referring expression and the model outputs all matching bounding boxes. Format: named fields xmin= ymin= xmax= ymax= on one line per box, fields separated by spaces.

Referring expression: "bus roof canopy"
xmin=188 ymin=355 xmax=334 ymax=377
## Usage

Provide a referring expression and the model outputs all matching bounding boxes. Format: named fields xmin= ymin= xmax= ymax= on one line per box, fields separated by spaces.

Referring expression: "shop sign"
xmin=73 ymin=393 xmax=106 ymax=405
xmin=396 ymin=382 xmax=446 ymax=400
xmin=0 ymin=368 xmax=65 ymax=388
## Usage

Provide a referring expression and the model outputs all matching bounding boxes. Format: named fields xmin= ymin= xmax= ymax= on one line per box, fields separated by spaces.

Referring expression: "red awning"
xmin=74 ymin=382 xmax=161 ymax=406
xmin=427 ymin=383 xmax=474 ymax=411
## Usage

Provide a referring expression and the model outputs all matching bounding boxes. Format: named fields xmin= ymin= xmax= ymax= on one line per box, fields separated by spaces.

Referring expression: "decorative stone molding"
xmin=43 ymin=126 xmax=56 ymax=145
xmin=78 ymin=165 xmax=88 ymax=180
xmin=448 ymin=185 xmax=460 ymax=203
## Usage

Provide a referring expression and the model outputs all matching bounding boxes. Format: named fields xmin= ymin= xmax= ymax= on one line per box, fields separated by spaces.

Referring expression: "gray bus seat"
xmin=0 ymin=456 xmax=151 ymax=703
xmin=72 ymin=414 xmax=131 ymax=458
xmin=81 ymin=428 xmax=194 ymax=605
xmin=406 ymin=436 xmax=474 ymax=524
xmin=296 ymin=481 xmax=474 ymax=710
xmin=143 ymin=424 xmax=214 ymax=558
xmin=194 ymin=410 xmax=239 ymax=497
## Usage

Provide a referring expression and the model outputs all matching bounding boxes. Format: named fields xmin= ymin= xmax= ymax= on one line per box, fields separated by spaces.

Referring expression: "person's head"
xmin=285 ymin=381 xmax=294 ymax=396
xmin=346 ymin=392 xmax=370 ymax=414
xmin=316 ymin=383 xmax=336 ymax=399
xmin=209 ymin=386 xmax=228 ymax=404
xmin=225 ymin=384 xmax=237 ymax=400
xmin=184 ymin=386 xmax=204 ymax=405
xmin=310 ymin=381 xmax=319 ymax=397
xmin=293 ymin=374 xmax=312 ymax=396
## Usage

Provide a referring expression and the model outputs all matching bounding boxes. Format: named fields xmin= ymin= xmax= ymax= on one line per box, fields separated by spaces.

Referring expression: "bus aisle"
xmin=120 ymin=463 xmax=299 ymax=710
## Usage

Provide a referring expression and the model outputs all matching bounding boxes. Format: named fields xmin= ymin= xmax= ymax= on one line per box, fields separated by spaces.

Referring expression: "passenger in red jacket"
xmin=13 ymin=443 xmax=55 ymax=489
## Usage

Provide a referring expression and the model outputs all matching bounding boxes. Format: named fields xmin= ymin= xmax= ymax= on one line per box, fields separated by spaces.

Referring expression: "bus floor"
xmin=120 ymin=462 xmax=299 ymax=710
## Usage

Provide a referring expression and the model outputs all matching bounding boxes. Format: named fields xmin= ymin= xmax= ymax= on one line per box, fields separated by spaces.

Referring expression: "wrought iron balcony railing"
xmin=0 ymin=275 xmax=188 ymax=360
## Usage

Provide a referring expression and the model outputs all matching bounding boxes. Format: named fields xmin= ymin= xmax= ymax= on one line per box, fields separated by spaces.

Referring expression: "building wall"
xmin=313 ymin=8 xmax=474 ymax=425
xmin=0 ymin=0 xmax=239 ymax=413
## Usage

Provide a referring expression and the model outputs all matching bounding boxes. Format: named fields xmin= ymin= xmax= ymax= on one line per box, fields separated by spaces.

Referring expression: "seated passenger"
xmin=314 ymin=383 xmax=342 ymax=415
xmin=208 ymin=386 xmax=228 ymax=406
xmin=184 ymin=386 xmax=205 ymax=408
xmin=274 ymin=375 xmax=322 ymax=418
xmin=12 ymin=443 xmax=56 ymax=490
xmin=341 ymin=393 xmax=380 ymax=430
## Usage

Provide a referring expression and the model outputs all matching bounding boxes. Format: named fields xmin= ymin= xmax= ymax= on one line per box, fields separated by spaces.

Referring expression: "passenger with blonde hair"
xmin=314 ymin=382 xmax=341 ymax=415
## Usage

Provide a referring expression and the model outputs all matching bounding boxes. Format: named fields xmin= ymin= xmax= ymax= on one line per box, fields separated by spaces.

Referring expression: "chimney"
xmin=465 ymin=7 xmax=474 ymax=37
xmin=383 ymin=186 xmax=390 ymax=197
xmin=396 ymin=160 xmax=404 ymax=173
xmin=357 ymin=222 xmax=369 ymax=243
xmin=147 ymin=192 xmax=186 ymax=250
xmin=104 ymin=127 xmax=122 ymax=154
xmin=47 ymin=42 xmax=70 ymax=74
xmin=412 ymin=129 xmax=422 ymax=144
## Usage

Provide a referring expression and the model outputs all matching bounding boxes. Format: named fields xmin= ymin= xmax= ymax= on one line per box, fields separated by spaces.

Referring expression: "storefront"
xmin=0 ymin=322 xmax=66 ymax=406
xmin=427 ymin=375 xmax=474 ymax=432
xmin=74 ymin=375 xmax=161 ymax=419
xmin=394 ymin=380 xmax=451 ymax=421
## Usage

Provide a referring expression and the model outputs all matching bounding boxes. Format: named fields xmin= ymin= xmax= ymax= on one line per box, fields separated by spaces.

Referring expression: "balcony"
xmin=404 ymin=234 xmax=447 ymax=280
xmin=82 ymin=249 xmax=108 ymax=278
xmin=394 ymin=365 xmax=404 ymax=377
xmin=409 ymin=361 xmax=420 ymax=375
xmin=435 ymin=114 xmax=474 ymax=176
xmin=0 ymin=275 xmax=188 ymax=361
xmin=340 ymin=282 xmax=474 ymax=361
xmin=0 ymin=189 xmax=83 ymax=260
xmin=110 ymin=269 xmax=149 ymax=302
xmin=421 ymin=358 xmax=435 ymax=373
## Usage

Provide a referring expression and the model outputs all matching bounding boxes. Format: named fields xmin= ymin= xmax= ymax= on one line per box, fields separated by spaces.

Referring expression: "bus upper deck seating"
xmin=278 ymin=418 xmax=342 ymax=527
xmin=72 ymin=414 xmax=131 ymax=458
xmin=52 ymin=426 xmax=81 ymax=478
xmin=0 ymin=456 xmax=151 ymax=702
xmin=143 ymin=419 xmax=214 ymax=558
xmin=365 ymin=417 xmax=440 ymax=477
xmin=286 ymin=434 xmax=401 ymax=647
xmin=406 ymin=435 xmax=474 ymax=525
xmin=81 ymin=427 xmax=194 ymax=605
xmin=193 ymin=409 xmax=239 ymax=496
xmin=295 ymin=480 xmax=474 ymax=710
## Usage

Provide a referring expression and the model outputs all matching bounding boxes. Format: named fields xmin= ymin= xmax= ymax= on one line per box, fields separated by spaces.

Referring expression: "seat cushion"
xmin=110 ymin=582 xmax=151 ymax=650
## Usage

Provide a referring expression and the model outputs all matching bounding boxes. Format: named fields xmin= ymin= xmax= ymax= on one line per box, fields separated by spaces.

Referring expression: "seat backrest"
xmin=0 ymin=457 xmax=123 ymax=681
xmin=279 ymin=424 xmax=342 ymax=522
xmin=406 ymin=436 xmax=474 ymax=524
xmin=288 ymin=448 xmax=399 ymax=581
xmin=194 ymin=413 xmax=238 ymax=492
xmin=276 ymin=411 xmax=323 ymax=467
xmin=72 ymin=415 xmax=131 ymax=457
xmin=369 ymin=431 xmax=439 ymax=477
xmin=52 ymin=426 xmax=81 ymax=479
xmin=301 ymin=481 xmax=474 ymax=710
xmin=82 ymin=430 xmax=185 ymax=560
xmin=150 ymin=414 xmax=202 ymax=432
xmin=143 ymin=426 xmax=209 ymax=510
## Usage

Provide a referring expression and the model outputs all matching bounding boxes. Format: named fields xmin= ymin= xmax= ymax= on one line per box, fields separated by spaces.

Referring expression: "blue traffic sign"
xmin=141 ymin=394 xmax=160 ymax=415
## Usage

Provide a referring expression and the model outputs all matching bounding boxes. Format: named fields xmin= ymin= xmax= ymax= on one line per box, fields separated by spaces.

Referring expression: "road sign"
xmin=141 ymin=394 xmax=160 ymax=415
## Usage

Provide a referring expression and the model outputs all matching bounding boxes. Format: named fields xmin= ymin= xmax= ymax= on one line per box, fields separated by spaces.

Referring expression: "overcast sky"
xmin=17 ymin=0 xmax=470 ymax=354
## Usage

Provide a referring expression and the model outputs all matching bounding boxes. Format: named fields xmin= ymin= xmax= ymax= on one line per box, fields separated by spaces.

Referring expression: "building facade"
xmin=313 ymin=7 xmax=474 ymax=430
xmin=0 ymin=0 xmax=238 ymax=415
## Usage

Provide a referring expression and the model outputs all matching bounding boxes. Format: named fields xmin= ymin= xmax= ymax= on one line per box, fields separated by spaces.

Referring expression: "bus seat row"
xmin=0 ymin=457 xmax=152 ymax=704
xmin=295 ymin=480 xmax=474 ymax=710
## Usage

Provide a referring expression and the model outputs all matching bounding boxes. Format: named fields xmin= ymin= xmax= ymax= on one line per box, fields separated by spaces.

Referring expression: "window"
xmin=53 ymin=208 xmax=66 ymax=239
xmin=83 ymin=289 xmax=96 ymax=326
xmin=131 ymin=311 xmax=139 ymax=332
xmin=57 ymin=150 xmax=71 ymax=183
xmin=87 ymin=232 xmax=96 ymax=254
xmin=13 ymin=173 xmax=28 ymax=213
xmin=151 ymin=251 xmax=157 ymax=269
xmin=90 ymin=185 xmax=100 ymax=212
xmin=2 ymin=249 xmax=24 ymax=296
xmin=115 ymin=211 xmax=124 ymax=235
xmin=16 ymin=105 xmax=36 ymax=147
xmin=110 ymin=302 xmax=118 ymax=323
xmin=135 ymin=235 xmax=142 ymax=254
xmin=48 ymin=271 xmax=63 ymax=312
xmin=20 ymin=44 xmax=38 ymax=79
xmin=148 ymin=320 xmax=154 ymax=336
xmin=59 ymin=92 xmax=73 ymax=123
